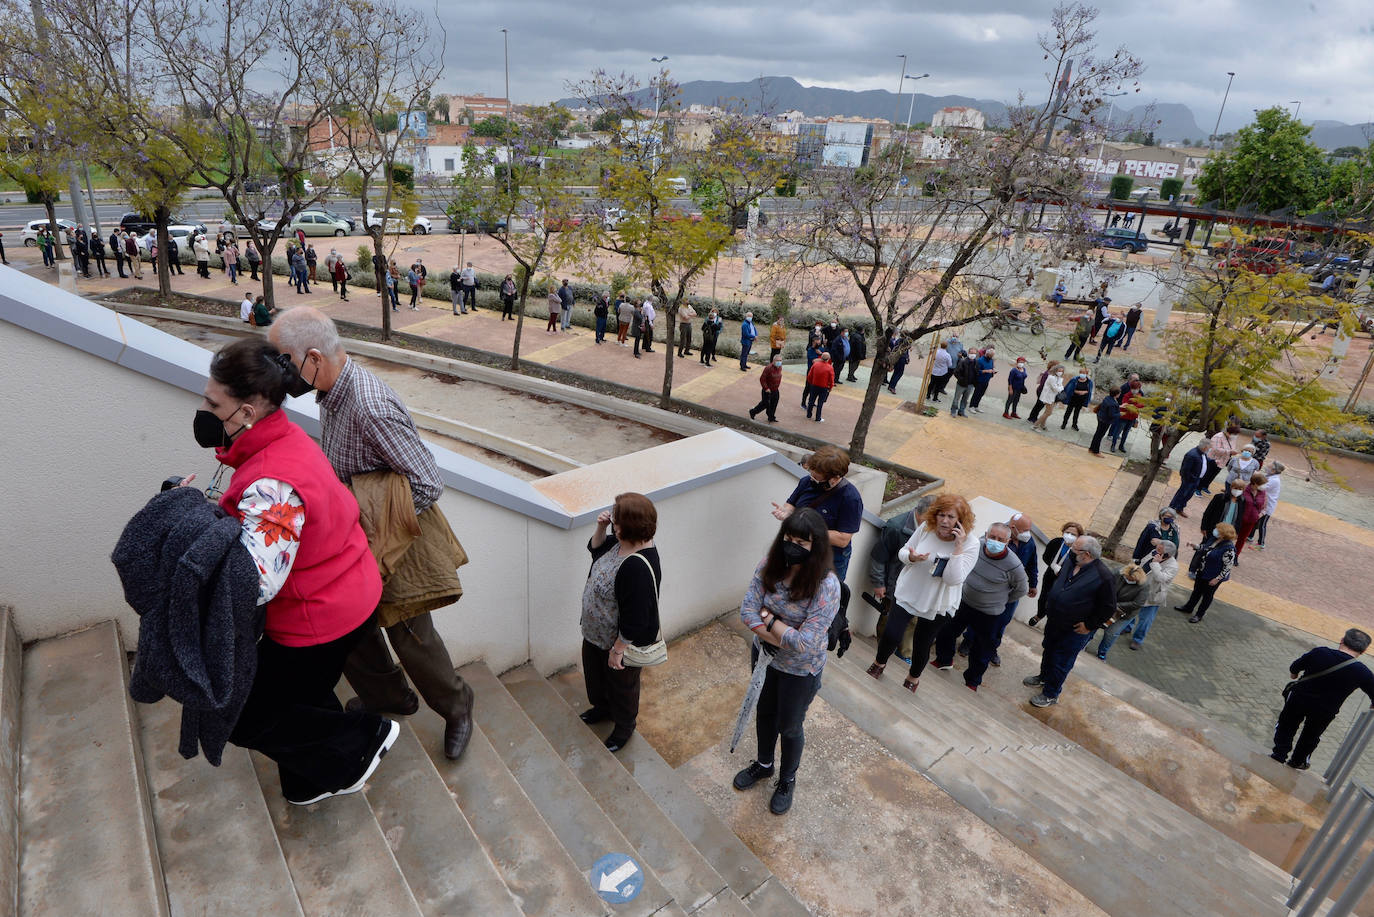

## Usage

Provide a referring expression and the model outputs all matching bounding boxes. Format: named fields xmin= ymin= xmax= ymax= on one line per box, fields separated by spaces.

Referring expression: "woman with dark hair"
xmin=579 ymin=493 xmax=662 ymax=753
xmin=1027 ymin=521 xmax=1085 ymax=627
xmin=735 ymin=508 xmax=841 ymax=815
xmin=866 ymin=493 xmax=979 ymax=690
xmin=1176 ymin=522 xmax=1237 ymax=623
xmin=191 ymin=338 xmax=398 ymax=805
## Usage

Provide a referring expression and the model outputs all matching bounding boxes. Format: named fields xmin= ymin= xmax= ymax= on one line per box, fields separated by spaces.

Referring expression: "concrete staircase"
xmin=1 ymin=609 xmax=809 ymax=917
xmin=823 ymin=630 xmax=1334 ymax=917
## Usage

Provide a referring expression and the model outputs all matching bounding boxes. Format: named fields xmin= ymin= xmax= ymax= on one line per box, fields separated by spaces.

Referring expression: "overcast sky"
xmin=426 ymin=0 xmax=1374 ymax=130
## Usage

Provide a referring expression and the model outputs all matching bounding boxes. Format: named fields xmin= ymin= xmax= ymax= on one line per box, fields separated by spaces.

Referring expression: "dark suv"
xmin=119 ymin=212 xmax=206 ymax=234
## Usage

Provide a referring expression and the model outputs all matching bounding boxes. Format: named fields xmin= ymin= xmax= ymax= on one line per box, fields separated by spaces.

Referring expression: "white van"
xmin=665 ymin=177 xmax=689 ymax=194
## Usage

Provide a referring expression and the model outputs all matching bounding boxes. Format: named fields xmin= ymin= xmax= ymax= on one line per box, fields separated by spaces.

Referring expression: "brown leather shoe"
xmin=345 ymin=690 xmax=420 ymax=717
xmin=444 ymin=713 xmax=473 ymax=760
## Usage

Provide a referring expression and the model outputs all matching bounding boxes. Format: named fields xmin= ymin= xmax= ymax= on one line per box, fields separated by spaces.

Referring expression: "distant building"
xmin=796 ymin=121 xmax=873 ymax=168
xmin=932 ymin=106 xmax=985 ymax=131
xmin=451 ymin=94 xmax=511 ymax=123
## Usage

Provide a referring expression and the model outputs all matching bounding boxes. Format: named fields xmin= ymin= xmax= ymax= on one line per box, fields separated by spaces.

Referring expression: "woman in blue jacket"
xmin=1002 ymin=358 xmax=1028 ymax=419
xmin=969 ymin=347 xmax=997 ymax=413
xmin=1175 ymin=523 xmax=1236 ymax=623
xmin=1059 ymin=369 xmax=1094 ymax=431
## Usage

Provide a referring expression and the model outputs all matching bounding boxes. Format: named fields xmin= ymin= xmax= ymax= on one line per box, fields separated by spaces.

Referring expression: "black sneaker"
xmin=990 ymin=653 xmax=1001 ymax=667
xmin=769 ymin=778 xmax=795 ymax=815
xmin=733 ymin=760 xmax=775 ymax=790
xmin=286 ymin=718 xmax=399 ymax=806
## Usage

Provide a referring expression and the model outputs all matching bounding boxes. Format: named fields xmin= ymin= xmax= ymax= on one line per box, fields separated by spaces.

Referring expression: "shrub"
xmin=770 ymin=288 xmax=791 ymax=322
xmin=355 ymin=244 xmax=373 ymax=274
xmin=1109 ymin=175 xmax=1135 ymax=200
xmin=389 ymin=163 xmax=414 ymax=191
xmin=1160 ymin=178 xmax=1183 ymax=202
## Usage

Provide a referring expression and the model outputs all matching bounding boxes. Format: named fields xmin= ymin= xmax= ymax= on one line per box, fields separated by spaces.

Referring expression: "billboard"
xmin=821 ymin=122 xmax=872 ymax=168
xmin=400 ymin=110 xmax=428 ymax=140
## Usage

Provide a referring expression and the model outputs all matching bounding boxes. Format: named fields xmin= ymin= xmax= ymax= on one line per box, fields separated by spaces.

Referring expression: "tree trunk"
xmin=371 ymin=228 xmax=390 ymax=340
xmin=846 ymin=327 xmax=892 ymax=463
xmin=659 ymin=298 xmax=678 ymax=410
xmin=43 ymin=199 xmax=66 ymax=261
xmin=260 ymin=252 xmax=277 ymax=311
xmin=510 ymin=275 xmax=530 ymax=371
xmin=154 ymin=207 xmax=172 ymax=299
xmin=1104 ymin=427 xmax=1177 ymax=553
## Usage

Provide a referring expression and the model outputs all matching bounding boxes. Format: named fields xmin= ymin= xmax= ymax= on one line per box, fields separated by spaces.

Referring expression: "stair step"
xmin=545 ymin=671 xmax=808 ymax=917
xmin=249 ymin=752 xmax=423 ymax=917
xmin=410 ymin=707 xmax=610 ymax=917
xmin=459 ymin=662 xmax=675 ymax=917
xmin=0 ymin=607 xmax=19 ymax=917
xmin=18 ymin=621 xmax=169 ymax=916
xmin=818 ymin=655 xmax=954 ymax=770
xmin=135 ymin=698 xmax=302 ymax=917
xmin=1000 ymin=620 xmax=1328 ymax=800
xmin=690 ymin=888 xmax=756 ymax=917
xmin=362 ymin=720 xmax=523 ymax=917
xmin=500 ymin=665 xmax=725 ymax=913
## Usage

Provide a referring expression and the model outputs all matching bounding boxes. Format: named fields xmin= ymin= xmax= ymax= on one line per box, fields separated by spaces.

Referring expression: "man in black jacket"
xmin=1273 ymin=629 xmax=1374 ymax=769
xmin=1024 ymin=535 xmax=1115 ymax=707
xmin=1088 ymin=386 xmax=1121 ymax=455
xmin=845 ymin=327 xmax=866 ymax=382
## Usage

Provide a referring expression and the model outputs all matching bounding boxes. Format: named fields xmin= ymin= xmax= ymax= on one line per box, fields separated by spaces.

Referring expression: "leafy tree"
xmin=591 ymin=109 xmax=626 ymax=133
xmin=1329 ymin=145 xmax=1363 ymax=161
xmin=442 ymin=117 xmax=581 ymax=370
xmin=429 ymin=93 xmax=450 ymax=123
xmin=373 ymin=111 xmax=399 ymax=133
xmin=760 ymin=3 xmax=1143 ymax=461
xmin=473 ymin=115 xmax=513 ymax=139
xmin=569 ymin=68 xmax=737 ymax=408
xmin=1194 ymin=107 xmax=1330 ymax=213
xmin=686 ymin=111 xmax=787 ymax=236
xmin=1104 ymin=242 xmax=1367 ymax=552
xmin=1323 ymin=143 xmax=1374 ymax=220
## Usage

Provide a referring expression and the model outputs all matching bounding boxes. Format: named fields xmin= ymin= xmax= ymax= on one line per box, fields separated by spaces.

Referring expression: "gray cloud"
xmin=423 ymin=0 xmax=1374 ymax=129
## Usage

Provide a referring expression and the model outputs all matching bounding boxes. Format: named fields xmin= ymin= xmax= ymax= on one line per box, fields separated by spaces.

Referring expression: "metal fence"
xmin=1289 ymin=782 xmax=1374 ymax=916
xmin=1326 ymin=708 xmax=1374 ymax=801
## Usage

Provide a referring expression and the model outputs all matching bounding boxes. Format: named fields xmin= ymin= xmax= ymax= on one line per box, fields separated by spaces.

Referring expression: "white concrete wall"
xmin=1 ymin=281 xmax=889 ymax=673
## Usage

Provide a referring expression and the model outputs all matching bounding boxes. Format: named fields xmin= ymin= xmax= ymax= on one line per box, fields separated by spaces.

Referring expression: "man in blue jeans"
xmin=739 ymin=311 xmax=758 ymax=371
xmin=1023 ymin=535 xmax=1115 ymax=707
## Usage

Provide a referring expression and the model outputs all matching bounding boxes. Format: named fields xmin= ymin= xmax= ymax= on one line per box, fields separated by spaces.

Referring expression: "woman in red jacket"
xmin=192 ymin=338 xmax=398 ymax=805
xmin=1233 ymin=472 xmax=1267 ymax=564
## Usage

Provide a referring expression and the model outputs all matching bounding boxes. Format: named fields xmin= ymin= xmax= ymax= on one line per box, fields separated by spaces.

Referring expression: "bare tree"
xmin=321 ymin=0 xmax=444 ymax=340
xmin=760 ymin=3 xmax=1143 ymax=461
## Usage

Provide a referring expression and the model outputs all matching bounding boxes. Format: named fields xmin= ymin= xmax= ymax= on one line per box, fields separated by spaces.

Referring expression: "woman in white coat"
xmin=866 ymin=494 xmax=979 ymax=692
xmin=1031 ymin=364 xmax=1066 ymax=430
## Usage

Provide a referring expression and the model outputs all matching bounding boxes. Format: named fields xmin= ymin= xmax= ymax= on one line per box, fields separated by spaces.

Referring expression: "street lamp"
xmin=1291 ymin=100 xmax=1302 ymax=120
xmin=892 ymin=54 xmax=907 ymax=127
xmin=650 ymin=55 xmax=669 ymax=172
xmin=501 ymin=28 xmax=511 ymax=197
xmin=898 ymin=73 xmax=929 ymax=176
xmin=1097 ymin=90 xmax=1127 ymax=181
xmin=1210 ymin=71 xmax=1235 ymax=150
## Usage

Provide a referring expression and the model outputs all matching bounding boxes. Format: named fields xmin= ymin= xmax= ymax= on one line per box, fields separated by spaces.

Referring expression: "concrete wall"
xmin=1 ymin=268 xmax=888 ymax=674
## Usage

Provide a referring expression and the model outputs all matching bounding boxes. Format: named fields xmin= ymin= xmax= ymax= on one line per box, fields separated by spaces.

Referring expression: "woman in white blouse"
xmin=866 ymin=494 xmax=980 ymax=692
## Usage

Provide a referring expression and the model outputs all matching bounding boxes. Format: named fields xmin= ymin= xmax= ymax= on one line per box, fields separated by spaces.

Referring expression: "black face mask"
xmin=193 ymin=406 xmax=246 ymax=449
xmin=284 ymin=356 xmax=317 ymax=399
xmin=781 ymin=542 xmax=810 ymax=567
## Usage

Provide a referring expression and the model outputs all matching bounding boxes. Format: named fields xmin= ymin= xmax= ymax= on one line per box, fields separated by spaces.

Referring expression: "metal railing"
xmin=1325 ymin=708 xmax=1374 ymax=800
xmin=1288 ymin=782 xmax=1374 ymax=915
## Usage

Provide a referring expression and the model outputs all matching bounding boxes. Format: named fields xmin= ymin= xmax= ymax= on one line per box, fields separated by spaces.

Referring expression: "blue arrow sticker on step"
xmin=590 ymin=852 xmax=643 ymax=903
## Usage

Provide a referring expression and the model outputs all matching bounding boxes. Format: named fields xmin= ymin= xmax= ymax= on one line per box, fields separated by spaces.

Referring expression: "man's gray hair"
xmin=1156 ymin=541 xmax=1176 ymax=558
xmin=1075 ymin=535 xmax=1103 ymax=560
xmin=272 ymin=307 xmax=344 ymax=358
xmin=986 ymin=522 xmax=1012 ymax=539
xmin=1344 ymin=629 xmax=1371 ymax=654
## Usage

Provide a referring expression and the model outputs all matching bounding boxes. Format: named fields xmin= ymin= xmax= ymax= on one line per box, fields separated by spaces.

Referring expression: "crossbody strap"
xmin=1291 ymin=656 xmax=1361 ymax=689
xmin=629 ymin=552 xmax=661 ymax=643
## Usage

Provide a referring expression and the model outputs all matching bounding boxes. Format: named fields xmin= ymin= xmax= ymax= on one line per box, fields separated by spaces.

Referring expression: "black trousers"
xmin=1089 ymin=417 xmax=1112 ymax=452
xmin=502 ymin=296 xmax=515 ymax=319
xmin=1198 ymin=458 xmax=1224 ymax=493
xmin=1027 ymin=400 xmax=1045 ymax=423
xmin=875 ymin=607 xmax=949 ymax=678
xmin=463 ymin=284 xmax=477 ymax=308
xmin=229 ymin=614 xmax=383 ymax=797
xmin=700 ymin=337 xmax=717 ymax=364
xmin=248 ymin=261 xmax=260 ymax=281
xmin=113 ymin=252 xmax=126 ymax=276
xmin=752 ymin=650 xmax=821 ymax=782
xmin=751 ymin=389 xmax=779 ymax=421
xmin=1273 ymin=696 xmax=1339 ymax=766
xmin=1034 ymin=569 xmax=1059 ymax=619
xmin=1004 ymin=392 xmax=1023 ymax=414
xmin=582 ymin=639 xmax=643 ymax=742
xmin=846 ymin=356 xmax=861 ymax=380
xmin=1061 ymin=401 xmax=1086 ymax=428
xmin=1178 ymin=577 xmax=1221 ymax=618
xmin=935 ymin=602 xmax=1002 ymax=687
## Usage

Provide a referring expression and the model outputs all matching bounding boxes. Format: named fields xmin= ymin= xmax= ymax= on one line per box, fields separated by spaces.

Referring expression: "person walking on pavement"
xmin=829 ymin=328 xmax=852 ymax=385
xmin=460 ymin=262 xmax=478 ymax=311
xmin=844 ymin=327 xmax=866 ymax=383
xmin=1088 ymin=386 xmax=1121 ymax=455
xmin=932 ymin=523 xmax=1029 ymax=691
xmin=406 ymin=265 xmax=421 ymax=309
xmin=949 ymin=348 xmax=979 ymax=417
xmin=968 ymin=347 xmax=996 ymax=412
xmin=1030 ymin=364 xmax=1066 ymax=429
xmin=269 ymin=307 xmax=476 ymax=761
xmin=1175 ymin=524 xmax=1237 ymax=623
xmin=1097 ymin=542 xmax=1177 ymax=656
xmin=110 ymin=229 xmax=127 ymax=277
xmin=126 ymin=231 xmax=144 ymax=279
xmin=558 ymin=279 xmax=575 ymax=331
xmin=594 ymin=292 xmax=610 ymax=343
xmin=1169 ymin=441 xmax=1209 ymax=517
xmin=89 ymin=232 xmax=109 ymax=277
xmin=165 ymin=236 xmax=184 ymax=276
xmin=700 ymin=308 xmax=722 ymax=364
xmin=500 ymin=274 xmax=517 ymax=320
xmin=1093 ymin=313 xmax=1125 ymax=362
xmin=547 ymin=288 xmax=562 ymax=333
xmin=1003 ymin=357 xmax=1028 ymax=418
xmin=245 ymin=240 xmax=261 ymax=282
xmin=1060 ymin=368 xmax=1094 ymax=431
xmin=617 ymin=295 xmax=635 ymax=345
xmin=325 ymin=250 xmax=340 ymax=294
xmin=1088 ymin=295 xmax=1111 ymax=344
xmin=1231 ymin=472 xmax=1268 ymax=564
xmin=954 ymin=512 xmax=1038 ymax=667
xmin=739 ymin=311 xmax=758 ymax=370
xmin=749 ymin=355 xmax=783 ymax=423
xmin=1253 ymin=461 xmax=1284 ymax=549
xmin=1198 ymin=422 xmax=1241 ymax=495
xmin=804 ymin=352 xmax=835 ymax=422
xmin=640 ymin=298 xmax=657 ymax=352
xmin=768 ymin=316 xmax=787 ymax=361
xmin=449 ymin=266 xmax=465 ymax=314
xmin=1023 ymin=534 xmax=1115 ymax=707
xmin=1122 ymin=303 xmax=1143 ymax=350
xmin=1064 ymin=309 xmax=1092 ymax=361
xmin=1272 ymin=628 xmax=1374 ymax=770
xmin=891 ymin=334 xmax=917 ymax=396
xmin=676 ymin=301 xmax=697 ymax=357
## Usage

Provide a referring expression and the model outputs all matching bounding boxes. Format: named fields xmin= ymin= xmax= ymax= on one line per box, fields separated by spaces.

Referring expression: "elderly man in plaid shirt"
xmin=269 ymin=307 xmax=475 ymax=760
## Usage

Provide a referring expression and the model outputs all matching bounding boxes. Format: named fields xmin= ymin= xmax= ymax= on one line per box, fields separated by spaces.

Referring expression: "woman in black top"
xmin=1028 ymin=521 xmax=1084 ymax=626
xmin=580 ymin=493 xmax=662 ymax=752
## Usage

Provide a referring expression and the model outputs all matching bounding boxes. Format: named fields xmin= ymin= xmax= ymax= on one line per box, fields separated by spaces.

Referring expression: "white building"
xmin=932 ymin=106 xmax=986 ymax=131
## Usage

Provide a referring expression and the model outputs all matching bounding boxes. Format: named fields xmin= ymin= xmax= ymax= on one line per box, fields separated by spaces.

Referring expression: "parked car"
xmin=20 ymin=218 xmax=80 ymax=245
xmin=544 ymin=215 xmax=584 ymax=231
xmin=1094 ymin=227 xmax=1149 ymax=254
xmin=286 ymin=210 xmax=353 ymax=236
xmin=118 ymin=212 xmax=207 ymax=235
xmin=1214 ymin=237 xmax=1294 ymax=274
xmin=447 ymin=214 xmax=507 ymax=233
xmin=665 ymin=177 xmax=690 ymax=194
xmin=363 ymin=208 xmax=431 ymax=235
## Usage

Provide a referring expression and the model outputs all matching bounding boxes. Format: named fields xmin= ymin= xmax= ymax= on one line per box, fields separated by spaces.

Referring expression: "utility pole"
xmin=650 ymin=55 xmax=669 ymax=175
xmin=501 ymin=28 xmax=512 ymax=198
xmin=1210 ymin=72 xmax=1236 ymax=149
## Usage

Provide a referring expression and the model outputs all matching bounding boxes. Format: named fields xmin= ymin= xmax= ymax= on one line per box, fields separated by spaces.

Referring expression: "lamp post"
xmin=1291 ymin=100 xmax=1302 ymax=120
xmin=501 ymin=28 xmax=511 ymax=198
xmin=892 ymin=54 xmax=907 ymax=127
xmin=1210 ymin=71 xmax=1235 ymax=149
xmin=651 ymin=55 xmax=669 ymax=173
xmin=1096 ymin=90 xmax=1127 ymax=182
xmin=898 ymin=73 xmax=929 ymax=177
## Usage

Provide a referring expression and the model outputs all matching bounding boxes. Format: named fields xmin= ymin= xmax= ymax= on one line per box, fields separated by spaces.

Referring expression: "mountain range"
xmin=557 ymin=75 xmax=1369 ymax=151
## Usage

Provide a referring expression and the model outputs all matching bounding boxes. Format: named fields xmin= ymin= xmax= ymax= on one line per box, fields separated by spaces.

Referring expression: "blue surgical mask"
xmin=1212 ymin=528 xmax=1219 ymax=538
xmin=984 ymin=539 xmax=1007 ymax=555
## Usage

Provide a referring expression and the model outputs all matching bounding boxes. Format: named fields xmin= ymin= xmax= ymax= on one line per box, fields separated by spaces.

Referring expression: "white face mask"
xmin=1062 ymin=533 xmax=1077 ymax=545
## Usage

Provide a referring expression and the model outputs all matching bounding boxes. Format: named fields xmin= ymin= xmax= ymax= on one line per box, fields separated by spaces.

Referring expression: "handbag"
xmin=1282 ymin=656 xmax=1360 ymax=699
xmin=621 ymin=552 xmax=667 ymax=668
